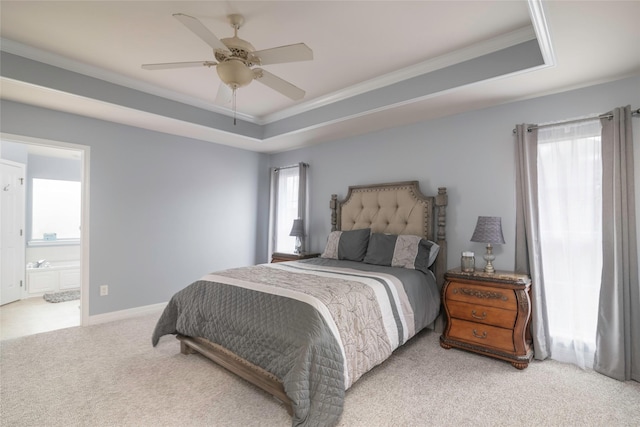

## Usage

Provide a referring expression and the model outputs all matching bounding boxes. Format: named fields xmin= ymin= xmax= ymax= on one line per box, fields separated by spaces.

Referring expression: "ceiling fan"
xmin=142 ymin=13 xmax=313 ymax=121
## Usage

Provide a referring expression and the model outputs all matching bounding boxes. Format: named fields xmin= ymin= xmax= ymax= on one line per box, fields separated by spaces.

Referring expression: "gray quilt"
xmin=152 ymin=258 xmax=440 ymax=426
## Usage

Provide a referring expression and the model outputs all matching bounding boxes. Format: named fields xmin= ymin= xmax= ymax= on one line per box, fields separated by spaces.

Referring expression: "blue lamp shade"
xmin=470 ymin=216 xmax=504 ymax=273
xmin=289 ymin=219 xmax=305 ymax=237
xmin=470 ymin=216 xmax=505 ymax=245
xmin=289 ymin=219 xmax=305 ymax=254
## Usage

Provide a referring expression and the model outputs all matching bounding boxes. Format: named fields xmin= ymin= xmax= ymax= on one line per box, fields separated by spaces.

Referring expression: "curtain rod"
xmin=513 ymin=108 xmax=640 ymax=133
xmin=273 ymin=162 xmax=309 ymax=172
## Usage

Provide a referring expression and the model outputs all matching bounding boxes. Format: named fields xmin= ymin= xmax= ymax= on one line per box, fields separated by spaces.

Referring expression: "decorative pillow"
xmin=321 ymin=228 xmax=371 ymax=261
xmin=363 ymin=233 xmax=440 ymax=273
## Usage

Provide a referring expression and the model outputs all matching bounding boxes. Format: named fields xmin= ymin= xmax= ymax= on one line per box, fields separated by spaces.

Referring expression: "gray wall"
xmin=0 ymin=140 xmax=28 ymax=163
xmin=27 ymin=153 xmax=82 ymax=181
xmin=1 ymin=75 xmax=638 ymax=317
xmin=1 ymin=100 xmax=270 ymax=315
xmin=270 ymin=76 xmax=640 ymax=273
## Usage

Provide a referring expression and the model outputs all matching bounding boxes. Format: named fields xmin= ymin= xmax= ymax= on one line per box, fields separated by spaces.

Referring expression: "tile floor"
xmin=0 ymin=297 xmax=80 ymax=341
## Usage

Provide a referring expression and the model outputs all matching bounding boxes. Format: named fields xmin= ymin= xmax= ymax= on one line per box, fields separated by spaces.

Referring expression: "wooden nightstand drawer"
xmin=448 ymin=318 xmax=515 ymax=353
xmin=446 ymin=300 xmax=516 ymax=329
xmin=440 ymin=268 xmax=533 ymax=369
xmin=446 ymin=282 xmax=515 ymax=310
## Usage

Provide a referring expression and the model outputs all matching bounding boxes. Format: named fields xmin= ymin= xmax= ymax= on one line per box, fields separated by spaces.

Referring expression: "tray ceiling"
xmin=1 ymin=1 xmax=639 ymax=152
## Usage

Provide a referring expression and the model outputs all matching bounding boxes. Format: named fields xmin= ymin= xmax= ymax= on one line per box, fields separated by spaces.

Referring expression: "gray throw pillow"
xmin=321 ymin=228 xmax=371 ymax=261
xmin=363 ymin=233 xmax=439 ymax=273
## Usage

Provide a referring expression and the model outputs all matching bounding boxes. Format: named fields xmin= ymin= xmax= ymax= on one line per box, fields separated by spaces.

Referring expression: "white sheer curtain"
xmin=537 ymin=120 xmax=603 ymax=368
xmin=517 ymin=108 xmax=639 ymax=377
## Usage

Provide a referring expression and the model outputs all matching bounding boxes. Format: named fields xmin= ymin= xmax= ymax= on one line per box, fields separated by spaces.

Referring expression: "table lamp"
xmin=289 ymin=219 xmax=305 ymax=254
xmin=470 ymin=216 xmax=505 ymax=273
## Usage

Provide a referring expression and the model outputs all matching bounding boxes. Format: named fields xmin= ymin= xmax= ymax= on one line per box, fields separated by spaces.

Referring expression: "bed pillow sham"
xmin=363 ymin=233 xmax=439 ymax=273
xmin=321 ymin=228 xmax=371 ymax=261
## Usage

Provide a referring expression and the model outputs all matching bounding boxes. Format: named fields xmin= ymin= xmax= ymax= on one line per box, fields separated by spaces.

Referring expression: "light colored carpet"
xmin=1 ymin=311 xmax=638 ymax=427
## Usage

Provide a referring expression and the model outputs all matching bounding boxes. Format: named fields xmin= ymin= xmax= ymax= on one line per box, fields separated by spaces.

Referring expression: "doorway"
xmin=0 ymin=134 xmax=90 ymax=339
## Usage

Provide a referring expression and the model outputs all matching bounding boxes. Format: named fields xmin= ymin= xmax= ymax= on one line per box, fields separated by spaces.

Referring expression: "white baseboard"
xmin=87 ymin=302 xmax=167 ymax=325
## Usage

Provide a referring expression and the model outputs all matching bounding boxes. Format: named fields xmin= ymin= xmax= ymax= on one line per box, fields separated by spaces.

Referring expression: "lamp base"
xmin=293 ymin=237 xmax=302 ymax=254
xmin=483 ymin=243 xmax=496 ymax=274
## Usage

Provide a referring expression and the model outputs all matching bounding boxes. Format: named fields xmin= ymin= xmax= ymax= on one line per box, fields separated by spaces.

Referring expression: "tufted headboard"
xmin=329 ymin=181 xmax=448 ymax=287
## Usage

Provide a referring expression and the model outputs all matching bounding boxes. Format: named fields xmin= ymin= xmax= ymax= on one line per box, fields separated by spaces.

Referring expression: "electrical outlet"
xmin=100 ymin=285 xmax=109 ymax=296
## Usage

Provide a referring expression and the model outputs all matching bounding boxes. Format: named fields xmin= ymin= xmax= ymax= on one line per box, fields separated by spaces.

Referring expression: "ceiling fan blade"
xmin=215 ymin=83 xmax=233 ymax=105
xmin=173 ymin=13 xmax=229 ymax=53
xmin=253 ymin=68 xmax=305 ymax=100
xmin=252 ymin=43 xmax=313 ymax=65
xmin=141 ymin=61 xmax=217 ymax=70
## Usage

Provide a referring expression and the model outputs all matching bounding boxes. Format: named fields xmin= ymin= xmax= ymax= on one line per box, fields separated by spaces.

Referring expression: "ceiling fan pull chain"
xmin=232 ymin=87 xmax=237 ymax=126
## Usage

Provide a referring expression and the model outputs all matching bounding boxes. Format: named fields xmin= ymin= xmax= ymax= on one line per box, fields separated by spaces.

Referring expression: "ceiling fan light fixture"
xmin=216 ymin=59 xmax=254 ymax=88
xmin=144 ymin=12 xmax=312 ymax=125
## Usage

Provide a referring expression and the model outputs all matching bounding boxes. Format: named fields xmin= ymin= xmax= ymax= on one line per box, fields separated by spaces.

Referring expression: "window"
xmin=537 ymin=120 xmax=602 ymax=367
xmin=31 ymin=178 xmax=81 ymax=242
xmin=269 ymin=163 xmax=308 ymax=254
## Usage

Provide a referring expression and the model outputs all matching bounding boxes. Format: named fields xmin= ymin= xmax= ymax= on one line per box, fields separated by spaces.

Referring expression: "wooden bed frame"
xmin=177 ymin=181 xmax=448 ymax=416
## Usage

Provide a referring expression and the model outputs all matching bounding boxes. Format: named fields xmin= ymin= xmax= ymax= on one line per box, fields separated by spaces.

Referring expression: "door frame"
xmin=1 ymin=132 xmax=90 ymax=326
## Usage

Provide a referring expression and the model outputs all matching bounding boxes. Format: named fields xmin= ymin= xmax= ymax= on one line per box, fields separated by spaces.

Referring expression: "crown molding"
xmin=263 ymin=57 xmax=553 ymax=147
xmin=259 ymin=25 xmax=537 ymax=125
xmin=0 ymin=0 xmax=551 ymax=129
xmin=0 ymin=37 xmax=258 ymax=124
xmin=527 ymin=0 xmax=556 ymax=67
xmin=1 ymin=20 xmax=538 ymax=129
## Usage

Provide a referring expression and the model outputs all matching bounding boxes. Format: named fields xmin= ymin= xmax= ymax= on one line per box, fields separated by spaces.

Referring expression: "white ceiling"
xmin=1 ymin=1 xmax=639 ymax=153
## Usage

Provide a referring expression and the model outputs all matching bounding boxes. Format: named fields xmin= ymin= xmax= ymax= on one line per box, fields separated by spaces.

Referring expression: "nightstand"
xmin=271 ymin=252 xmax=321 ymax=263
xmin=440 ymin=267 xmax=533 ymax=369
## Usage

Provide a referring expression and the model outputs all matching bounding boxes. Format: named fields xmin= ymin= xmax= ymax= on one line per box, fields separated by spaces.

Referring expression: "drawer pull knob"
xmin=472 ymin=329 xmax=487 ymax=339
xmin=471 ymin=310 xmax=487 ymax=320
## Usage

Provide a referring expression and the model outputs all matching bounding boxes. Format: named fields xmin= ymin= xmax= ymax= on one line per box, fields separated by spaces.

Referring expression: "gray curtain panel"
xmin=514 ymin=124 xmax=551 ymax=361
xmin=298 ymin=162 xmax=309 ymax=252
xmin=595 ymin=106 xmax=640 ymax=382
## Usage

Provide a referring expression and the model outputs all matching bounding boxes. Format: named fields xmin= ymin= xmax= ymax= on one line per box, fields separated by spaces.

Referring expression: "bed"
xmin=152 ymin=181 xmax=448 ymax=426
